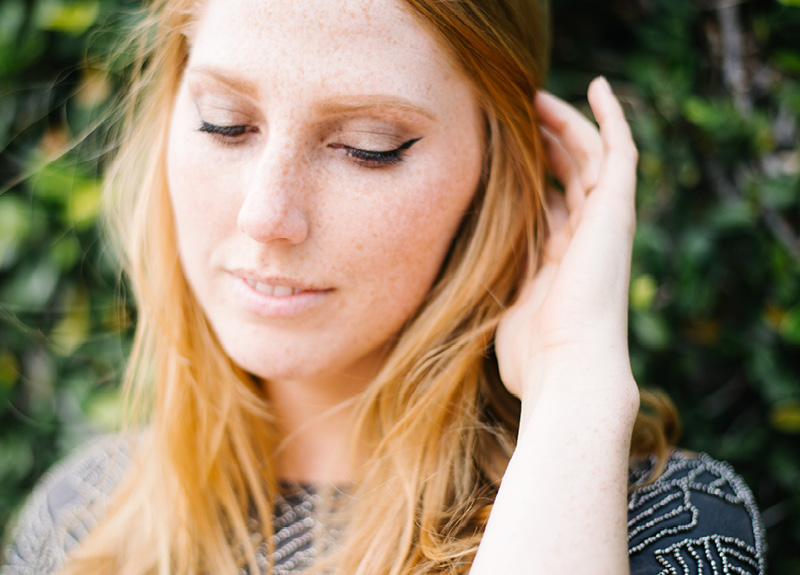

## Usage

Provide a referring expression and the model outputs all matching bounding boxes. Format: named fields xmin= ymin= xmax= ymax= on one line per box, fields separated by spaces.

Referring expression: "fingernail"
xmin=598 ymin=76 xmax=612 ymax=94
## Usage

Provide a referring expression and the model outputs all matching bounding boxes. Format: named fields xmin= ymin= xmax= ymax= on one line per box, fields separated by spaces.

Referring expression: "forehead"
xmin=188 ymin=0 xmax=463 ymax=105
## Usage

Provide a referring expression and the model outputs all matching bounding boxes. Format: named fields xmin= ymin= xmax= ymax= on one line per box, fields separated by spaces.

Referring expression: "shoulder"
xmin=627 ymin=451 xmax=766 ymax=575
xmin=1 ymin=433 xmax=135 ymax=575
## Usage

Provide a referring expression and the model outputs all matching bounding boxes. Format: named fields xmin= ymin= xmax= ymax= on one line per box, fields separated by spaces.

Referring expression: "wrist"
xmin=518 ymin=368 xmax=640 ymax=437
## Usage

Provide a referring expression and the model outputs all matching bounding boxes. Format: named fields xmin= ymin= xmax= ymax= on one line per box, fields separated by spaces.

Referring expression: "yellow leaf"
xmin=35 ymin=1 xmax=100 ymax=34
xmin=770 ymin=400 xmax=800 ymax=434
xmin=51 ymin=290 xmax=90 ymax=355
xmin=67 ymin=181 xmax=103 ymax=230
xmin=85 ymin=391 xmax=124 ymax=432
xmin=0 ymin=351 xmax=19 ymax=389
xmin=630 ymin=275 xmax=658 ymax=310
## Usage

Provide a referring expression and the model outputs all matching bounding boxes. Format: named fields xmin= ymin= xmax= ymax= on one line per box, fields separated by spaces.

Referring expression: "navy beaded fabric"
xmin=1 ymin=435 xmax=766 ymax=575
xmin=628 ymin=452 xmax=766 ymax=575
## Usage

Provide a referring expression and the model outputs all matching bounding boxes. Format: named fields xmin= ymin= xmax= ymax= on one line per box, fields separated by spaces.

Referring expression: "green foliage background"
xmin=1 ymin=0 xmax=798 ymax=571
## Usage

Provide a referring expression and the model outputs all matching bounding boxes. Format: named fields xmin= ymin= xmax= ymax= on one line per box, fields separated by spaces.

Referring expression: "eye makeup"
xmin=198 ymin=120 xmax=253 ymax=138
xmin=189 ymin=78 xmax=426 ymax=167
xmin=329 ymin=138 xmax=422 ymax=168
xmin=197 ymin=115 xmax=423 ymax=168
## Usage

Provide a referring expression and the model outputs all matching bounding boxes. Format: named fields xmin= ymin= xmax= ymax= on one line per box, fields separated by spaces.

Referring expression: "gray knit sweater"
xmin=1 ymin=434 xmax=766 ymax=574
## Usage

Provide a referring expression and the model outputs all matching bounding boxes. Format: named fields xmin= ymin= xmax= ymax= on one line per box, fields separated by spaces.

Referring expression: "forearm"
xmin=477 ymin=79 xmax=642 ymax=574
xmin=471 ymin=368 xmax=638 ymax=575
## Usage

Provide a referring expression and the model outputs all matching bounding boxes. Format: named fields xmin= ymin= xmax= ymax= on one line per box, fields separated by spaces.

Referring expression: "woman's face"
xmin=167 ymin=0 xmax=484 ymax=390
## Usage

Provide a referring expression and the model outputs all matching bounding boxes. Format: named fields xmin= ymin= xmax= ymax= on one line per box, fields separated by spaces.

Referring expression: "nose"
xmin=237 ymin=146 xmax=310 ymax=246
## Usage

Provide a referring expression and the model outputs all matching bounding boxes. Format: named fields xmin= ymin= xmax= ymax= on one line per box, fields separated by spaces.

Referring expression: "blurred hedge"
xmin=1 ymin=0 xmax=799 ymax=572
xmin=0 ymin=0 xmax=138 ymax=539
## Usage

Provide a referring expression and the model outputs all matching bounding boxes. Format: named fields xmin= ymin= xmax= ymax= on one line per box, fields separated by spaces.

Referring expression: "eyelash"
xmin=198 ymin=121 xmax=252 ymax=140
xmin=329 ymin=138 xmax=421 ymax=168
xmin=197 ymin=121 xmax=420 ymax=168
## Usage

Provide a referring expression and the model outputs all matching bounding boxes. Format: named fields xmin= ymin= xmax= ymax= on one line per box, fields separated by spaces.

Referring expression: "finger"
xmin=535 ymin=91 xmax=603 ymax=191
xmin=587 ymin=78 xmax=638 ymax=205
xmin=589 ymin=78 xmax=638 ymax=231
xmin=541 ymin=128 xmax=586 ymax=212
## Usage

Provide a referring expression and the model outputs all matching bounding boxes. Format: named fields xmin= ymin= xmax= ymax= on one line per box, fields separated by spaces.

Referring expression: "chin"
xmin=220 ymin=344 xmax=341 ymax=386
xmin=208 ymin=317 xmax=388 ymax=390
xmin=225 ymin=350 xmax=310 ymax=382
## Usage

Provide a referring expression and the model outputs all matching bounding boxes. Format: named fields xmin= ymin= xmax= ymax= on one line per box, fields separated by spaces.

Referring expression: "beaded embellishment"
xmin=627 ymin=453 xmax=766 ymax=575
xmin=1 ymin=436 xmax=767 ymax=575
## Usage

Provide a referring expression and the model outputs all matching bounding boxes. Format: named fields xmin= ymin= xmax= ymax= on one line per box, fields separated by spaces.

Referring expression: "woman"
xmin=1 ymin=0 xmax=765 ymax=573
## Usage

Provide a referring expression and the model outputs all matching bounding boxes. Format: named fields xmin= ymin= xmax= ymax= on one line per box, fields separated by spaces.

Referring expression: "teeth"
xmin=245 ymin=279 xmax=301 ymax=297
xmin=255 ymin=282 xmax=273 ymax=295
xmin=272 ymin=285 xmax=294 ymax=297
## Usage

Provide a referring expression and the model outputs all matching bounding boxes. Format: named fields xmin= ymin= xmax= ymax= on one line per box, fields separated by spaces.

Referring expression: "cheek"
xmin=384 ymin=136 xmax=483 ymax=271
xmin=344 ymin=159 xmax=480 ymax=311
xmin=166 ymin=115 xmax=242 ymax=260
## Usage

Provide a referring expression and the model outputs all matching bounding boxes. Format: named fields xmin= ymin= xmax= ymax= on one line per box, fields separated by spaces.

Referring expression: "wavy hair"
xmin=60 ymin=1 xmax=678 ymax=574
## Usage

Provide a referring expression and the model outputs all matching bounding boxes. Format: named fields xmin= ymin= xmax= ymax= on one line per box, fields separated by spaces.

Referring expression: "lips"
xmin=229 ymin=271 xmax=332 ymax=318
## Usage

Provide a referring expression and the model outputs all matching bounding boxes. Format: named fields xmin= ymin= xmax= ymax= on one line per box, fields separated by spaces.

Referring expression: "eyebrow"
xmin=187 ymin=66 xmax=260 ymax=100
xmin=186 ymin=66 xmax=437 ymax=121
xmin=316 ymin=96 xmax=437 ymax=122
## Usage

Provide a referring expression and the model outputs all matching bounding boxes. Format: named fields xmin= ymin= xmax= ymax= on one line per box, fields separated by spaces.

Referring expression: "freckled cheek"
xmin=166 ymin=133 xmax=244 ymax=253
xmin=349 ymin=170 xmax=477 ymax=295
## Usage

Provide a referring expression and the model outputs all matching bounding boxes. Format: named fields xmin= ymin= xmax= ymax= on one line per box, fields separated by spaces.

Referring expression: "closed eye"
xmin=197 ymin=120 xmax=256 ymax=143
xmin=329 ymin=137 xmax=422 ymax=168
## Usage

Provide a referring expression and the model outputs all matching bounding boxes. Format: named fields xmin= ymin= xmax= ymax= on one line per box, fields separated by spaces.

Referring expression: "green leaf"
xmin=29 ymin=155 xmax=93 ymax=207
xmin=683 ymin=97 xmax=726 ymax=131
xmin=49 ymin=235 xmax=81 ymax=271
xmin=0 ymin=438 xmax=33 ymax=484
xmin=756 ymin=176 xmax=800 ymax=211
xmin=0 ymin=258 xmax=60 ymax=309
xmin=0 ymin=195 xmax=32 ymax=270
xmin=0 ymin=0 xmax=24 ymax=44
xmin=778 ymin=304 xmax=800 ymax=345
xmin=708 ymin=199 xmax=756 ymax=230
xmin=631 ymin=311 xmax=671 ymax=350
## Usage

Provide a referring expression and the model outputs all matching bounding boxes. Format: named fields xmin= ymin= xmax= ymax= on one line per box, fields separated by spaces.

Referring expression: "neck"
xmin=264 ymin=359 xmax=382 ymax=484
